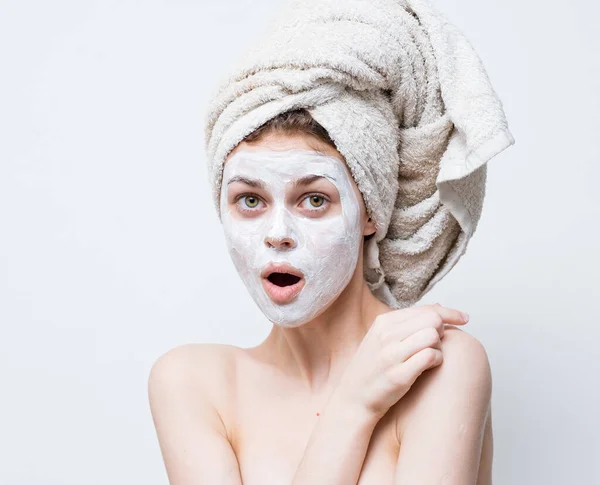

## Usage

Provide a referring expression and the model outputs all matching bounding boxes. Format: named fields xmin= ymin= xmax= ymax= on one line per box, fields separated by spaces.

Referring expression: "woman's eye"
xmin=307 ymin=195 xmax=325 ymax=208
xmin=302 ymin=194 xmax=329 ymax=212
xmin=233 ymin=194 xmax=263 ymax=213
xmin=242 ymin=195 xmax=260 ymax=209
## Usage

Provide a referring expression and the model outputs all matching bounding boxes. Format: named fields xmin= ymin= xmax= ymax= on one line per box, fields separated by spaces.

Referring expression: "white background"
xmin=1 ymin=0 xmax=598 ymax=484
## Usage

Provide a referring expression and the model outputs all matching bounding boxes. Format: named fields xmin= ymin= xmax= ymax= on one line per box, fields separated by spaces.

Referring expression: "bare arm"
xmin=148 ymin=345 xmax=243 ymax=485
xmin=291 ymin=392 xmax=380 ymax=485
xmin=477 ymin=404 xmax=494 ymax=485
xmin=393 ymin=327 xmax=493 ymax=485
xmin=148 ymin=305 xmax=469 ymax=484
xmin=292 ymin=304 xmax=469 ymax=485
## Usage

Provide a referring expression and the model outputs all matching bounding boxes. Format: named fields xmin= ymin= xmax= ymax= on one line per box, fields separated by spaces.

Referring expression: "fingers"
xmin=381 ymin=326 xmax=440 ymax=369
xmin=382 ymin=303 xmax=468 ymax=327
xmin=378 ymin=303 xmax=468 ymax=341
xmin=405 ymin=347 xmax=444 ymax=374
xmin=389 ymin=347 xmax=443 ymax=388
xmin=397 ymin=327 xmax=441 ymax=362
xmin=431 ymin=302 xmax=469 ymax=325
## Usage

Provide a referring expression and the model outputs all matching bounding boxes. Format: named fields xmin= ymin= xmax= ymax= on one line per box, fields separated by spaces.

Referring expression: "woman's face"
xmin=219 ymin=133 xmax=373 ymax=327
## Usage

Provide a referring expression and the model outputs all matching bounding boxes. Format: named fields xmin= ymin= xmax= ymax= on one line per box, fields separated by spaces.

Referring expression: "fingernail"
xmin=461 ymin=312 xmax=470 ymax=323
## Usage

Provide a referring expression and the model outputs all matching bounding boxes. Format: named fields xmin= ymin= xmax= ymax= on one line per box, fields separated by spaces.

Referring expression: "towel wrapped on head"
xmin=203 ymin=0 xmax=515 ymax=309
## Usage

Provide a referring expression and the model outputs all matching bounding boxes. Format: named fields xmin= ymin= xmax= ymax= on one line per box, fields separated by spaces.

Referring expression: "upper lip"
xmin=261 ymin=262 xmax=304 ymax=279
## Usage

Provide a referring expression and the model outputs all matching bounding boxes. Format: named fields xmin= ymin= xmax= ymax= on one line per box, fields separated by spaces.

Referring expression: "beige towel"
xmin=204 ymin=0 xmax=515 ymax=309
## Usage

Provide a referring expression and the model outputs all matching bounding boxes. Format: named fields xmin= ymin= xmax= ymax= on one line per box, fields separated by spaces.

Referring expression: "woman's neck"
xmin=254 ymin=275 xmax=393 ymax=397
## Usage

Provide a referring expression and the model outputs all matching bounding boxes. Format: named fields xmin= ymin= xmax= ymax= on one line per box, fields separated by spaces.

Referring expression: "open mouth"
xmin=261 ymin=268 xmax=305 ymax=304
xmin=267 ymin=272 xmax=302 ymax=287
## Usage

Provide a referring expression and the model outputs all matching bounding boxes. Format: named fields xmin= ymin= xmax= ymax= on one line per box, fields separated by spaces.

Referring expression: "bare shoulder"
xmin=148 ymin=342 xmax=239 ymax=402
xmin=149 ymin=343 xmax=234 ymax=382
xmin=435 ymin=325 xmax=492 ymax=385
xmin=395 ymin=325 xmax=493 ymax=437
xmin=147 ymin=343 xmax=245 ymax=484
xmin=148 ymin=342 xmax=239 ymax=376
xmin=147 ymin=342 xmax=242 ymax=436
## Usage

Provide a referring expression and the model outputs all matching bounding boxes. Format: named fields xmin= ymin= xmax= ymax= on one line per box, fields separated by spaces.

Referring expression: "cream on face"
xmin=219 ymin=149 xmax=363 ymax=328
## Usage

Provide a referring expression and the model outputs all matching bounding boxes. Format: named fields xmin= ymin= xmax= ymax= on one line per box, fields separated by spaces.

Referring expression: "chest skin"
xmin=221 ymin=347 xmax=402 ymax=485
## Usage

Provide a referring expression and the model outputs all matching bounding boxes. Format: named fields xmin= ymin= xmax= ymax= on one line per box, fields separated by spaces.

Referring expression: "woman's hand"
xmin=334 ymin=303 xmax=470 ymax=421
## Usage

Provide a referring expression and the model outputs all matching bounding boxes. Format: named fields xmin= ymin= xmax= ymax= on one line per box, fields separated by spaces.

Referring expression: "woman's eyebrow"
xmin=292 ymin=174 xmax=337 ymax=188
xmin=227 ymin=174 xmax=337 ymax=189
xmin=227 ymin=176 xmax=265 ymax=189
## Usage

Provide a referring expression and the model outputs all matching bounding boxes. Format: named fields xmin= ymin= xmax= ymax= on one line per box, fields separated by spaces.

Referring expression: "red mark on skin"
xmin=316 ymin=413 xmax=320 ymax=416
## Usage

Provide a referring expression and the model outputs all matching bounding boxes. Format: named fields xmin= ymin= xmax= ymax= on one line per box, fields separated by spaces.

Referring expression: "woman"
xmin=149 ymin=0 xmax=512 ymax=483
xmin=149 ymin=110 xmax=494 ymax=485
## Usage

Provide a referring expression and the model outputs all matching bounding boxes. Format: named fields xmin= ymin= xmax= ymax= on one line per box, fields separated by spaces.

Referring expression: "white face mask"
xmin=219 ymin=149 xmax=363 ymax=328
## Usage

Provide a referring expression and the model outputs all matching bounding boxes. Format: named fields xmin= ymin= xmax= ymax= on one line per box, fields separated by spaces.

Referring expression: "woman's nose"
xmin=264 ymin=234 xmax=296 ymax=250
xmin=263 ymin=206 xmax=297 ymax=250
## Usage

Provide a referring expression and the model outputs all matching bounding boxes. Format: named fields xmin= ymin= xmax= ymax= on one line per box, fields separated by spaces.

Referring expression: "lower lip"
xmin=262 ymin=276 xmax=305 ymax=304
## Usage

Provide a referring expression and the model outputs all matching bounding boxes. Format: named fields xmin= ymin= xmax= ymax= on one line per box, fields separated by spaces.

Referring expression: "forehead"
xmin=222 ymin=149 xmax=349 ymax=183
